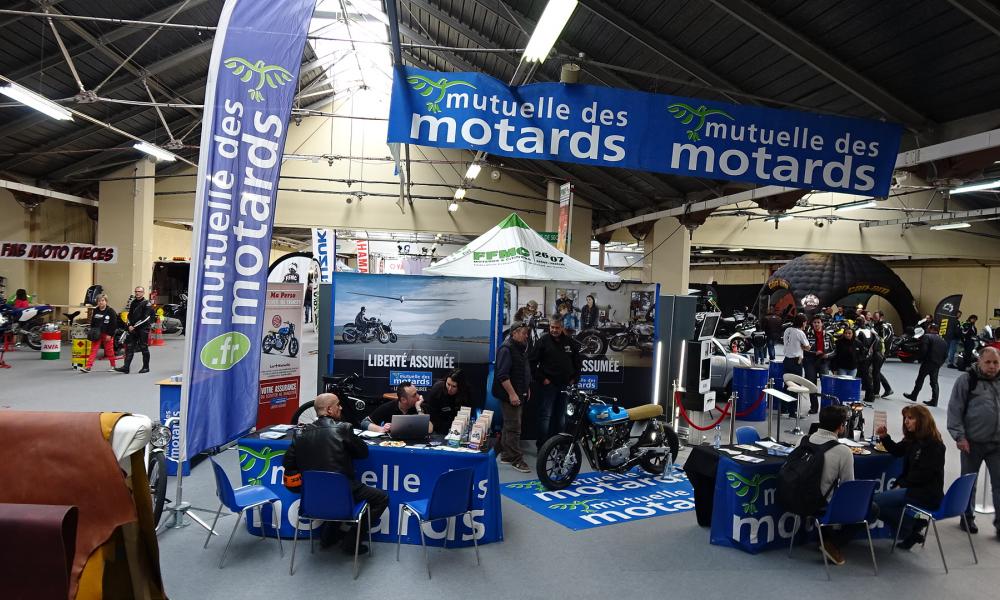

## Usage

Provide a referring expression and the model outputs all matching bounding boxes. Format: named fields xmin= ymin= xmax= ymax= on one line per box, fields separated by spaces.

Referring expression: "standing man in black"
xmin=904 ymin=323 xmax=948 ymax=406
xmin=115 ymin=286 xmax=154 ymax=374
xmin=961 ymin=315 xmax=980 ymax=369
xmin=283 ymin=393 xmax=389 ymax=553
xmin=870 ymin=311 xmax=894 ymax=398
xmin=528 ymin=315 xmax=582 ymax=450
xmin=762 ymin=306 xmax=782 ymax=362
xmin=493 ymin=322 xmax=532 ymax=473
xmin=854 ymin=316 xmax=877 ymax=402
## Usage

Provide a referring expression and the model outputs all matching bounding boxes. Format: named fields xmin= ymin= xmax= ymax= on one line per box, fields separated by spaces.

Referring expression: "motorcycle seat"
xmin=627 ymin=404 xmax=663 ymax=421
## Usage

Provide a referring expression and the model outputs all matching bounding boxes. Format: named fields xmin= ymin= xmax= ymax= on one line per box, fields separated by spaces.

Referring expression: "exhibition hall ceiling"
xmin=1 ymin=0 xmax=1000 ymax=225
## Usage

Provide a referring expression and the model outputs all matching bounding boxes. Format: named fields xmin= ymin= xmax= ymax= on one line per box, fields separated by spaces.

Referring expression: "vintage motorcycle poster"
xmin=257 ymin=283 xmax=303 ymax=427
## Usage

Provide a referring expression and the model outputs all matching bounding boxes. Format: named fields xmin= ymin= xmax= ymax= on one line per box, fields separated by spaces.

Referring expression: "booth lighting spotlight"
xmin=453 ymin=188 xmax=467 ymax=200
xmin=523 ymin=0 xmax=578 ymax=63
xmin=133 ymin=142 xmax=177 ymax=162
xmin=951 ymin=180 xmax=1000 ymax=194
xmin=929 ymin=222 xmax=971 ymax=231
xmin=465 ymin=163 xmax=482 ymax=180
xmin=448 ymin=201 xmax=459 ymax=212
xmin=834 ymin=200 xmax=876 ymax=212
xmin=0 ymin=82 xmax=73 ymax=121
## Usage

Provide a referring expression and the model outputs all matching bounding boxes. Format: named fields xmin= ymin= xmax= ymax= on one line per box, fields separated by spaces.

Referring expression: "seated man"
xmin=363 ymin=382 xmax=433 ymax=434
xmin=282 ymin=393 xmax=389 ymax=554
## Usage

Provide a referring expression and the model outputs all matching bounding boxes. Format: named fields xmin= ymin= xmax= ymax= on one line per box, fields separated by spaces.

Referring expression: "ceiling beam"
xmin=0 ymin=177 xmax=95 ymax=207
xmin=862 ymin=206 xmax=1000 ymax=228
xmin=947 ymin=0 xmax=1000 ymax=39
xmin=406 ymin=0 xmax=521 ymax=73
xmin=708 ymin=0 xmax=929 ymax=130
xmin=0 ymin=0 xmax=63 ymax=28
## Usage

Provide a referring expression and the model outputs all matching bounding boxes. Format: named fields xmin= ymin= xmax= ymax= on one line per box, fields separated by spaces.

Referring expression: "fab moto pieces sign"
xmin=258 ymin=283 xmax=303 ymax=428
xmin=0 ymin=241 xmax=117 ymax=263
xmin=389 ymin=67 xmax=902 ymax=196
xmin=180 ymin=0 xmax=315 ymax=458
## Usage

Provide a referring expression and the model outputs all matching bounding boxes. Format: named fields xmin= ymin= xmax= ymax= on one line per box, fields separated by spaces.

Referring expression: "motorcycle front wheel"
xmin=389 ymin=332 xmax=398 ymax=343
xmin=288 ymin=337 xmax=299 ymax=358
xmin=262 ymin=335 xmax=274 ymax=354
xmin=608 ymin=335 xmax=630 ymax=353
xmin=537 ymin=436 xmax=582 ymax=490
xmin=148 ymin=451 xmax=167 ymax=527
xmin=639 ymin=423 xmax=681 ymax=475
xmin=292 ymin=401 xmax=318 ymax=425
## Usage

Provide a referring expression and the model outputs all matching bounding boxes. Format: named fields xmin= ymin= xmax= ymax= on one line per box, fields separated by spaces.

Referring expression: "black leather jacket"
xmin=127 ymin=298 xmax=154 ymax=330
xmin=282 ymin=417 xmax=368 ymax=483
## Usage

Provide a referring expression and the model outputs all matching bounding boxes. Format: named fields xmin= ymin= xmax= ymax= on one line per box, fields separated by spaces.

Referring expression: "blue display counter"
xmin=237 ymin=430 xmax=503 ymax=547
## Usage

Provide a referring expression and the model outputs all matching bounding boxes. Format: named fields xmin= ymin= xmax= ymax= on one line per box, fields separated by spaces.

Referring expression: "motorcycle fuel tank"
xmin=587 ymin=404 xmax=628 ymax=425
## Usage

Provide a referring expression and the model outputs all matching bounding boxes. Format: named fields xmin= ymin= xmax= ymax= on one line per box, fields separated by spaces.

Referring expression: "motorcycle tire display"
xmin=262 ymin=334 xmax=275 ymax=354
xmin=288 ymin=337 xmax=299 ymax=358
xmin=25 ymin=324 xmax=42 ymax=350
xmin=536 ymin=436 xmax=583 ymax=491
xmin=148 ymin=451 xmax=167 ymax=527
xmin=639 ymin=423 xmax=680 ymax=475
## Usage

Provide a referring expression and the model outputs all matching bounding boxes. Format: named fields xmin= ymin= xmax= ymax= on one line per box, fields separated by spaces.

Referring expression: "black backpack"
xmin=776 ymin=438 xmax=840 ymax=516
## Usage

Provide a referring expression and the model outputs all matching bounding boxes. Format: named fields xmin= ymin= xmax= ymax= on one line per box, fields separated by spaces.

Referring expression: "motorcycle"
xmin=147 ymin=418 xmax=173 ymax=527
xmin=890 ymin=325 xmax=924 ymax=363
xmin=160 ymin=293 xmax=187 ymax=334
xmin=342 ymin=318 xmax=396 ymax=344
xmin=0 ymin=303 xmax=54 ymax=350
xmin=262 ymin=321 xmax=299 ymax=357
xmin=608 ymin=320 xmax=655 ymax=352
xmin=292 ymin=372 xmax=387 ymax=427
xmin=536 ymin=386 xmax=680 ymax=490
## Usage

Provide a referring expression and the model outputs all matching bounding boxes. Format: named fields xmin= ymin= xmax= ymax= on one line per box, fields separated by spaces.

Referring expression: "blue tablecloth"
xmin=687 ymin=445 xmax=902 ymax=554
xmin=237 ymin=433 xmax=503 ymax=547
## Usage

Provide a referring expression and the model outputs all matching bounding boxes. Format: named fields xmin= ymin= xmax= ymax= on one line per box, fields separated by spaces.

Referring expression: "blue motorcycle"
xmin=262 ymin=321 xmax=299 ymax=357
xmin=536 ymin=386 xmax=679 ymax=490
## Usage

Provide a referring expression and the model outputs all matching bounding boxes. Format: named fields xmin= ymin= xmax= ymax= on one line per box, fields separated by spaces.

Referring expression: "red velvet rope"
xmin=675 ymin=390 xmax=767 ymax=431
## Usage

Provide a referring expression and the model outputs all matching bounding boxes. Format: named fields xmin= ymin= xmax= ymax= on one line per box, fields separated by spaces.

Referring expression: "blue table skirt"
xmin=709 ymin=451 xmax=902 ymax=554
xmin=237 ymin=436 xmax=503 ymax=547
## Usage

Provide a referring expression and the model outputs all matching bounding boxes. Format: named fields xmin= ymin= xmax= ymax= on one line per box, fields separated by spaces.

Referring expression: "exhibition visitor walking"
xmin=80 ymin=294 xmax=118 ymax=373
xmin=903 ymin=323 xmax=948 ymax=406
xmin=115 ymin=286 xmax=153 ymax=374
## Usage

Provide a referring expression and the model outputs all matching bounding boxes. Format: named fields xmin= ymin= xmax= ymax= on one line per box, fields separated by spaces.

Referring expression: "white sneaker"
xmin=107 ymin=368 xmax=118 ymax=372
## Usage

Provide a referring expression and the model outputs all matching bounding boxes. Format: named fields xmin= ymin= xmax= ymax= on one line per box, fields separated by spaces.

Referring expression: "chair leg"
xmin=891 ymin=509 xmax=906 ymax=554
xmin=290 ymin=516 xmax=301 ymax=576
xmin=309 ymin=518 xmax=315 ymax=555
xmin=219 ymin=508 xmax=245 ymax=569
xmin=864 ymin=520 xmax=878 ymax=576
xmin=930 ymin=518 xmax=948 ymax=574
xmin=256 ymin=507 xmax=265 ymax=542
xmin=469 ymin=511 xmax=480 ymax=566
xmin=270 ymin=502 xmax=283 ymax=557
xmin=788 ymin=516 xmax=801 ymax=557
xmin=396 ymin=505 xmax=406 ymax=561
xmin=367 ymin=507 xmax=374 ymax=558
xmin=204 ymin=503 xmax=224 ymax=549
xmin=419 ymin=519 xmax=431 ymax=579
xmin=353 ymin=513 xmax=363 ymax=580
xmin=816 ymin=524 xmax=831 ymax=581
xmin=961 ymin=514 xmax=978 ymax=565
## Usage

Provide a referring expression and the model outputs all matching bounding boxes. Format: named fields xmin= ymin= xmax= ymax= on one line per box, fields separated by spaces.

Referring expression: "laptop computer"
xmin=389 ymin=414 xmax=431 ymax=441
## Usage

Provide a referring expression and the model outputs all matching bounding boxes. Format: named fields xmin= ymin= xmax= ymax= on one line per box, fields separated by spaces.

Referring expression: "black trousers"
xmin=858 ymin=360 xmax=874 ymax=401
xmin=352 ymin=483 xmax=389 ymax=537
xmin=870 ymin=354 xmax=889 ymax=397
xmin=123 ymin=328 xmax=150 ymax=371
xmin=911 ymin=361 xmax=942 ymax=403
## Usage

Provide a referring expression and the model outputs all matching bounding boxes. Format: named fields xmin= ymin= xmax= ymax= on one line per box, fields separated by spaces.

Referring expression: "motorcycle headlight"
xmin=150 ymin=424 xmax=172 ymax=448
xmin=566 ymin=403 xmax=576 ymax=417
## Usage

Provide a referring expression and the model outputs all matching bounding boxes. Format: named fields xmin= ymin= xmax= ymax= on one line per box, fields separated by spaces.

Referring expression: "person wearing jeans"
xmin=81 ymin=294 xmax=118 ymax=373
xmin=528 ymin=315 xmax=582 ymax=450
xmin=493 ymin=322 xmax=532 ymax=473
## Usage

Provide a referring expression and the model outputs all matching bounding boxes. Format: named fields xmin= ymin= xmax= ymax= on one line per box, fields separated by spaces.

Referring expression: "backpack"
xmin=776 ymin=438 xmax=840 ymax=516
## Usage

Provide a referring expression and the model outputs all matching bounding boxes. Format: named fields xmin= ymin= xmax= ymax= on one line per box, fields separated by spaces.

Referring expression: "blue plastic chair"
xmin=890 ymin=473 xmax=979 ymax=573
xmin=788 ymin=479 xmax=879 ymax=580
xmin=290 ymin=471 xmax=372 ymax=579
xmin=396 ymin=467 xmax=480 ymax=579
xmin=203 ymin=457 xmax=283 ymax=569
xmin=735 ymin=426 xmax=760 ymax=444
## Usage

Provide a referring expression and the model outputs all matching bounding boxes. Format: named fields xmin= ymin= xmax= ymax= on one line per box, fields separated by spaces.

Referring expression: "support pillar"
xmin=649 ymin=217 xmax=691 ymax=295
xmin=96 ymin=159 xmax=156 ymax=304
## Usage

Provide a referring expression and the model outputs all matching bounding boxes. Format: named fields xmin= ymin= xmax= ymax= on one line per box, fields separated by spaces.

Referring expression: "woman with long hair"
xmin=422 ymin=369 xmax=472 ymax=434
xmin=874 ymin=404 xmax=946 ymax=549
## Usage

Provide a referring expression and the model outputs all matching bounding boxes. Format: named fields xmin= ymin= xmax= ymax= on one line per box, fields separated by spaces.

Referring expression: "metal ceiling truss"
xmin=947 ymin=0 xmax=1000 ymax=39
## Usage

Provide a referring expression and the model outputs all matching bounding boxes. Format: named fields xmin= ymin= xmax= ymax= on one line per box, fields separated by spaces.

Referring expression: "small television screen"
xmin=697 ymin=312 xmax=721 ymax=340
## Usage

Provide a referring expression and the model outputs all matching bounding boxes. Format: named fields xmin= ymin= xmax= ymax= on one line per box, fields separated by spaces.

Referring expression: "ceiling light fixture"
xmin=951 ymin=180 xmax=1000 ymax=194
xmin=774 ymin=215 xmax=794 ymax=222
xmin=729 ymin=248 xmax=744 ymax=252
xmin=699 ymin=249 xmax=714 ymax=254
xmin=834 ymin=200 xmax=876 ymax=212
xmin=133 ymin=142 xmax=177 ymax=162
xmin=929 ymin=222 xmax=971 ymax=231
xmin=523 ymin=0 xmax=578 ymax=63
xmin=448 ymin=201 xmax=459 ymax=212
xmin=0 ymin=82 xmax=73 ymax=121
xmin=465 ymin=163 xmax=481 ymax=180
xmin=453 ymin=188 xmax=466 ymax=200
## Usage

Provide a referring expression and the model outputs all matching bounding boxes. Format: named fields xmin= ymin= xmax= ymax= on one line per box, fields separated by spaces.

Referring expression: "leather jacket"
xmin=127 ymin=298 xmax=154 ymax=330
xmin=282 ymin=417 xmax=369 ymax=483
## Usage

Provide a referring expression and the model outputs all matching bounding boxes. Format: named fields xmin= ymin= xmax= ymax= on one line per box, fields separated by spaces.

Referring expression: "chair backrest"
xmin=735 ymin=426 xmax=760 ymax=444
xmin=209 ymin=458 xmax=239 ymax=512
xmin=821 ymin=479 xmax=877 ymax=525
xmin=933 ymin=473 xmax=978 ymax=520
xmin=783 ymin=373 xmax=818 ymax=394
xmin=425 ymin=468 xmax=475 ymax=521
xmin=300 ymin=471 xmax=356 ymax=521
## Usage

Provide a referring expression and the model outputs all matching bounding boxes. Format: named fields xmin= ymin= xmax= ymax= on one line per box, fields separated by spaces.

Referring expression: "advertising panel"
xmin=258 ymin=283 xmax=302 ymax=428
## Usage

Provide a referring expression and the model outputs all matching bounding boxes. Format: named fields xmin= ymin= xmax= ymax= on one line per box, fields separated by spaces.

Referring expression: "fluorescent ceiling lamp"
xmin=729 ymin=248 xmax=744 ymax=252
xmin=929 ymin=222 xmax=970 ymax=231
xmin=951 ymin=180 xmax=1000 ymax=194
xmin=133 ymin=142 xmax=177 ymax=162
xmin=453 ymin=188 xmax=466 ymax=200
xmin=699 ymin=249 xmax=714 ymax=254
xmin=834 ymin=200 xmax=876 ymax=212
xmin=522 ymin=0 xmax=578 ymax=63
xmin=0 ymin=82 xmax=73 ymax=121
xmin=448 ymin=201 xmax=459 ymax=212
xmin=465 ymin=163 xmax=482 ymax=180
xmin=775 ymin=215 xmax=794 ymax=221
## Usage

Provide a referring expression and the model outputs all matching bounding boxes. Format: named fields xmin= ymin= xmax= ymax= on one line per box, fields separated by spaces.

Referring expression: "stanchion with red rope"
xmin=675 ymin=390 xmax=767 ymax=432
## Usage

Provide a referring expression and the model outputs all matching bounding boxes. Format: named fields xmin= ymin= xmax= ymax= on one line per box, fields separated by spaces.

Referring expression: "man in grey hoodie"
xmin=947 ymin=347 xmax=1000 ymax=537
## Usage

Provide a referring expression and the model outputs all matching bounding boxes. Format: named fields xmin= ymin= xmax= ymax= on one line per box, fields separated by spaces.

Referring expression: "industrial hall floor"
xmin=1 ymin=330 xmax=997 ymax=600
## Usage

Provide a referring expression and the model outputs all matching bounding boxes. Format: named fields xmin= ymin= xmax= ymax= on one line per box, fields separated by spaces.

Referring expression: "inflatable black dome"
xmin=760 ymin=253 xmax=920 ymax=326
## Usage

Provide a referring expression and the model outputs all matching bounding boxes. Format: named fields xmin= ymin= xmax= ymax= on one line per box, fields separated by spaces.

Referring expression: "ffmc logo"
xmin=200 ymin=332 xmax=252 ymax=370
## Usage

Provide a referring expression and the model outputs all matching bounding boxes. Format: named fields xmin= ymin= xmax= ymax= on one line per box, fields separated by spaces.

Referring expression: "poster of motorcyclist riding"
xmin=258 ymin=283 xmax=303 ymax=427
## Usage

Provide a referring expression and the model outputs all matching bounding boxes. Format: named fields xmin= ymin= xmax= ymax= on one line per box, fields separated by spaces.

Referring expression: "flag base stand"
xmin=163 ymin=501 xmax=219 ymax=533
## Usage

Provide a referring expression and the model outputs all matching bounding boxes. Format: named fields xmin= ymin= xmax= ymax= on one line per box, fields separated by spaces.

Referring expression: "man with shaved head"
xmin=283 ymin=393 xmax=389 ymax=554
xmin=947 ymin=347 xmax=1000 ymax=538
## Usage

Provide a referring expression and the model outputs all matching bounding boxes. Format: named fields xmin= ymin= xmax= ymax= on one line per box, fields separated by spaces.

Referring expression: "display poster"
xmin=258 ymin=283 xmax=302 ymax=428
xmin=356 ymin=240 xmax=370 ymax=273
xmin=330 ymin=273 xmax=493 ymax=403
xmin=179 ymin=0 xmax=315 ymax=458
xmin=557 ymin=182 xmax=572 ymax=253
xmin=389 ymin=66 xmax=903 ymax=196
xmin=311 ymin=228 xmax=335 ymax=284
xmin=0 ymin=240 xmax=118 ymax=264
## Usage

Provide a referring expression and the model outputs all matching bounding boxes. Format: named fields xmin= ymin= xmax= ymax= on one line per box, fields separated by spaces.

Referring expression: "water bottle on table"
xmin=713 ymin=425 xmax=722 ymax=449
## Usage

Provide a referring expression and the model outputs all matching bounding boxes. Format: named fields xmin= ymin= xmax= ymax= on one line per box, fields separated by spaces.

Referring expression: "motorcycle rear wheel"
xmin=342 ymin=328 xmax=357 ymax=343
xmin=608 ymin=335 xmax=629 ymax=352
xmin=148 ymin=452 xmax=167 ymax=527
xmin=377 ymin=329 xmax=390 ymax=344
xmin=536 ymin=436 xmax=582 ymax=491
xmin=288 ymin=337 xmax=299 ymax=358
xmin=25 ymin=325 xmax=43 ymax=350
xmin=579 ymin=331 xmax=606 ymax=357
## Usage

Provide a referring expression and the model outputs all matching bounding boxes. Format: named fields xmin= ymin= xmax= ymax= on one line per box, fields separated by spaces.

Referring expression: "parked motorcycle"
xmin=148 ymin=418 xmax=173 ymax=527
xmin=608 ymin=320 xmax=655 ymax=352
xmin=342 ymin=318 xmax=396 ymax=344
xmin=535 ymin=386 xmax=680 ymax=490
xmin=890 ymin=325 xmax=925 ymax=363
xmin=262 ymin=321 xmax=299 ymax=357
xmin=0 ymin=303 xmax=54 ymax=350
xmin=292 ymin=372 xmax=387 ymax=427
xmin=160 ymin=293 xmax=187 ymax=334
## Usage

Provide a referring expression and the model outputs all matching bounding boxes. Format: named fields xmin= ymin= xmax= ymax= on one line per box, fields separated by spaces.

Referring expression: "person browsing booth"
xmin=363 ymin=382 xmax=433 ymax=434
xmin=282 ymin=393 xmax=389 ymax=554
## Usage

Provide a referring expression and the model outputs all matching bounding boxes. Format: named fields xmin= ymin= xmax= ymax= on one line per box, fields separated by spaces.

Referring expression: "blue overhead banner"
xmin=180 ymin=0 xmax=315 ymax=459
xmin=388 ymin=66 xmax=903 ymax=196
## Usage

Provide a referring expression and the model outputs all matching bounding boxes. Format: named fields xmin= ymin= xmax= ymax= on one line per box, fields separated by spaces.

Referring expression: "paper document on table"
xmin=755 ymin=440 xmax=784 ymax=450
xmin=270 ymin=424 xmax=295 ymax=431
xmin=359 ymin=430 xmax=385 ymax=439
xmin=732 ymin=454 xmax=765 ymax=463
xmin=838 ymin=438 xmax=865 ymax=447
xmin=259 ymin=431 xmax=286 ymax=440
xmin=734 ymin=444 xmax=762 ymax=452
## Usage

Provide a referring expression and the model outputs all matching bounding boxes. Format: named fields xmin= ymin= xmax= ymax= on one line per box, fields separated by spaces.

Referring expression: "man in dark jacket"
xmin=870 ymin=311 xmax=894 ymax=398
xmin=947 ymin=310 xmax=963 ymax=368
xmin=762 ymin=307 xmax=782 ymax=362
xmin=804 ymin=316 xmax=832 ymax=413
xmin=904 ymin=323 xmax=949 ymax=406
xmin=527 ymin=315 xmax=583 ymax=450
xmin=493 ymin=322 xmax=532 ymax=472
xmin=947 ymin=347 xmax=1000 ymax=536
xmin=283 ymin=393 xmax=389 ymax=553
xmin=115 ymin=286 xmax=154 ymax=374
